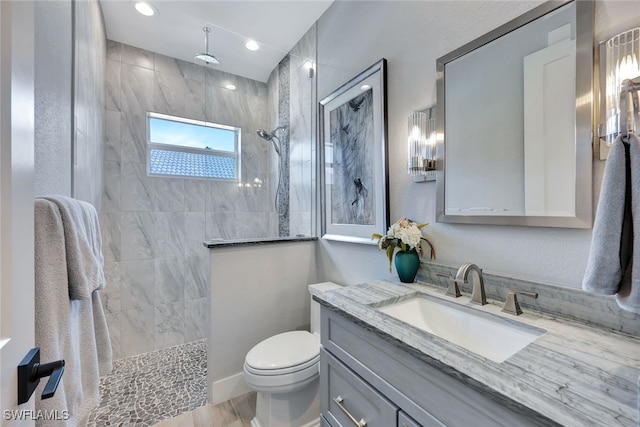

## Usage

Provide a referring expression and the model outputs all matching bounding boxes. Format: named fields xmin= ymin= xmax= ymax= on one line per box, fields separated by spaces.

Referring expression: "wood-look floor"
xmin=152 ymin=392 xmax=256 ymax=427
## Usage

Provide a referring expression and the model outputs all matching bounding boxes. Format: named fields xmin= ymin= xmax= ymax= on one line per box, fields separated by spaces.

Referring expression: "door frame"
xmin=0 ymin=0 xmax=36 ymax=424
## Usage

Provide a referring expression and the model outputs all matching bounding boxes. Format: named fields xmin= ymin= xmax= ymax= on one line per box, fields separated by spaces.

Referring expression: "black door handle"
xmin=17 ymin=348 xmax=65 ymax=404
xmin=35 ymin=359 xmax=65 ymax=399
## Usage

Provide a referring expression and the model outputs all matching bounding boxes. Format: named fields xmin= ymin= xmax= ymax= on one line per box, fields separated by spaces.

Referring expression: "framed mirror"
xmin=436 ymin=0 xmax=593 ymax=228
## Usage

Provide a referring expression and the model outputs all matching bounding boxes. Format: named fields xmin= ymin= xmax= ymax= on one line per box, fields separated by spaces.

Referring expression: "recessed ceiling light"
xmin=134 ymin=1 xmax=156 ymax=16
xmin=245 ymin=40 xmax=260 ymax=51
xmin=360 ymin=84 xmax=371 ymax=91
xmin=225 ymin=84 xmax=237 ymax=91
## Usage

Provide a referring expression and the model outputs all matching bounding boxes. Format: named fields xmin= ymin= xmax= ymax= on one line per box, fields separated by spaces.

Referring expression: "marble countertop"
xmin=313 ymin=280 xmax=640 ymax=427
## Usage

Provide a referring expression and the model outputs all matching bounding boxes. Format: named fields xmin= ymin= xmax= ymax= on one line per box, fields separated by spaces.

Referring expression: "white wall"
xmin=33 ymin=0 xmax=105 ymax=208
xmin=208 ymin=240 xmax=318 ymax=404
xmin=34 ymin=0 xmax=72 ymax=198
xmin=315 ymin=0 xmax=640 ymax=288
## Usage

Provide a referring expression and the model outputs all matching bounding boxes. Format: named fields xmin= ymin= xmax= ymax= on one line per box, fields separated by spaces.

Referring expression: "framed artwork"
xmin=320 ymin=59 xmax=389 ymax=244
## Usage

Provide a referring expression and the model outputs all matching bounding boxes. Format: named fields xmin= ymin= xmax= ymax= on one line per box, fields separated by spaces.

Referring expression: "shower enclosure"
xmin=100 ymin=25 xmax=317 ymax=361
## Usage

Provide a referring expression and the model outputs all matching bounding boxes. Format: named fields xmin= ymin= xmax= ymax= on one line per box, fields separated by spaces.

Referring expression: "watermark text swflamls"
xmin=3 ymin=410 xmax=70 ymax=421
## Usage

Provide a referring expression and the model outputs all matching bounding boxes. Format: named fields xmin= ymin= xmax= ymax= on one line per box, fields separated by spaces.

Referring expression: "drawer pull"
xmin=333 ymin=396 xmax=367 ymax=427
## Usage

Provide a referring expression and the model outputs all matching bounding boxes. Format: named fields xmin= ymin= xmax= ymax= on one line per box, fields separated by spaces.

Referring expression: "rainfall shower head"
xmin=195 ymin=27 xmax=220 ymax=65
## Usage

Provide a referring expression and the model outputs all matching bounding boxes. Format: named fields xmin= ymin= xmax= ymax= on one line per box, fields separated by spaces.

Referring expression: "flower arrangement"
xmin=372 ymin=218 xmax=436 ymax=271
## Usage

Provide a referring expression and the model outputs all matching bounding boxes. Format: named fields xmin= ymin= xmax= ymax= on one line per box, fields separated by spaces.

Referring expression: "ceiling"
xmin=99 ymin=0 xmax=334 ymax=83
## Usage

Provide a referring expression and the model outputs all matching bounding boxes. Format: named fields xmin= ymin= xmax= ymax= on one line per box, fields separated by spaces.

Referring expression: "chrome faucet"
xmin=455 ymin=263 xmax=487 ymax=305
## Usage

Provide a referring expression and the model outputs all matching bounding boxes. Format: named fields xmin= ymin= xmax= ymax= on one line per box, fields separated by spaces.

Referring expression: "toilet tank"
xmin=308 ymin=282 xmax=342 ymax=335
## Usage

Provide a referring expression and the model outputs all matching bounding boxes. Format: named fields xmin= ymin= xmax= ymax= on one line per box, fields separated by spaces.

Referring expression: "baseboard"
xmin=300 ymin=418 xmax=320 ymax=427
xmin=210 ymin=372 xmax=252 ymax=405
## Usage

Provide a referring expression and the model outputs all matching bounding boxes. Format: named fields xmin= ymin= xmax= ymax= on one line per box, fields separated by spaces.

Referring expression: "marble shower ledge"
xmin=203 ymin=236 xmax=317 ymax=248
xmin=313 ymin=280 xmax=640 ymax=427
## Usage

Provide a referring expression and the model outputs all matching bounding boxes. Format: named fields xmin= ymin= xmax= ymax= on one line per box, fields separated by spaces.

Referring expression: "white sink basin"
xmin=377 ymin=295 xmax=545 ymax=363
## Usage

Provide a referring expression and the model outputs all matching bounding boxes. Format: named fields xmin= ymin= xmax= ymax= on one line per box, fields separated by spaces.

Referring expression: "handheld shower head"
xmin=256 ymin=126 xmax=287 ymax=214
xmin=256 ymin=129 xmax=273 ymax=141
xmin=256 ymin=126 xmax=287 ymax=141
xmin=256 ymin=129 xmax=281 ymax=156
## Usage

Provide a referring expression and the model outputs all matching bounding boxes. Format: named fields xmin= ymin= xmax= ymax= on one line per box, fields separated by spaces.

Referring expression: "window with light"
xmin=147 ymin=112 xmax=240 ymax=180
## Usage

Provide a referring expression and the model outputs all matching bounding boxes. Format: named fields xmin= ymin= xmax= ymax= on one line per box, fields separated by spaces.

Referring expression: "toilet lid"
xmin=245 ymin=331 xmax=320 ymax=373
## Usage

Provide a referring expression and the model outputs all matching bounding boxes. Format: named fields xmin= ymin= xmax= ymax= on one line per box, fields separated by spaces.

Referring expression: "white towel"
xmin=34 ymin=198 xmax=112 ymax=427
xmin=582 ymin=134 xmax=640 ymax=313
xmin=43 ymin=195 xmax=106 ymax=300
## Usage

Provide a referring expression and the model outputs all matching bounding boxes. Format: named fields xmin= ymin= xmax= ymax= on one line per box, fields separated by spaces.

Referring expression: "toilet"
xmin=243 ymin=282 xmax=342 ymax=427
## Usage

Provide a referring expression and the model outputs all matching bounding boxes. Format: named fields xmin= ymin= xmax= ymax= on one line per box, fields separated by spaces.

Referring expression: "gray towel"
xmin=583 ymin=136 xmax=628 ymax=293
xmin=43 ymin=195 xmax=105 ymax=300
xmin=34 ymin=198 xmax=112 ymax=427
xmin=616 ymin=134 xmax=640 ymax=313
xmin=582 ymin=134 xmax=640 ymax=314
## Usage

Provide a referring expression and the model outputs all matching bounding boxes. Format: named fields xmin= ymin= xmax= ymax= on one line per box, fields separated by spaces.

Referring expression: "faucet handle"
xmin=445 ymin=278 xmax=462 ymax=298
xmin=436 ymin=273 xmax=461 ymax=298
xmin=502 ymin=291 xmax=538 ymax=316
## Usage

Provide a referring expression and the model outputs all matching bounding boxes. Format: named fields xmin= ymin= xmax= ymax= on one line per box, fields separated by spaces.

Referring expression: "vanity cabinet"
xmin=321 ymin=349 xmax=397 ymax=426
xmin=319 ymin=305 xmax=558 ymax=427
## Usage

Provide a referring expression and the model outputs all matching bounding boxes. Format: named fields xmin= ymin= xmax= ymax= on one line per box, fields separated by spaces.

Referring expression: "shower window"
xmin=146 ymin=112 xmax=241 ymax=180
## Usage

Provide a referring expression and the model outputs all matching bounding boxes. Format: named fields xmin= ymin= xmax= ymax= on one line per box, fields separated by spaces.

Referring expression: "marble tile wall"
xmin=266 ymin=66 xmax=280 ymax=235
xmin=74 ymin=0 xmax=105 ymax=209
xmin=277 ymin=55 xmax=291 ymax=236
xmin=263 ymin=25 xmax=316 ymax=238
xmin=288 ymin=24 xmax=316 ymax=237
xmin=102 ymin=41 xmax=279 ymax=359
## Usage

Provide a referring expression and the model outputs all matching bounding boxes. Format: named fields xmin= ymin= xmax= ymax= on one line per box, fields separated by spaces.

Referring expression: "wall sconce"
xmin=304 ymin=60 xmax=315 ymax=79
xmin=599 ymin=27 xmax=640 ymax=158
xmin=407 ymin=109 xmax=436 ymax=182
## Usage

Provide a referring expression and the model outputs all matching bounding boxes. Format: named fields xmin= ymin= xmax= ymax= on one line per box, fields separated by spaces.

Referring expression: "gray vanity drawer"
xmin=321 ymin=348 xmax=397 ymax=427
xmin=399 ymin=411 xmax=421 ymax=427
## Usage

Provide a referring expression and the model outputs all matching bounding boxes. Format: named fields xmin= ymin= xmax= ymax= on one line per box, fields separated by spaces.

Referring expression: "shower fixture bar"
xmin=256 ymin=126 xmax=287 ymax=214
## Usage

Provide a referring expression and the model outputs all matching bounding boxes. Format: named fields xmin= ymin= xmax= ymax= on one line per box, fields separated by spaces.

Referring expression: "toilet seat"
xmin=245 ymin=353 xmax=319 ymax=376
xmin=243 ymin=331 xmax=320 ymax=393
xmin=245 ymin=330 xmax=320 ymax=374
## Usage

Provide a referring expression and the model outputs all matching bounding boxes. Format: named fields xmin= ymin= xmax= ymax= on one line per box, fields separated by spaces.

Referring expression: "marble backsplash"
xmin=418 ymin=261 xmax=640 ymax=337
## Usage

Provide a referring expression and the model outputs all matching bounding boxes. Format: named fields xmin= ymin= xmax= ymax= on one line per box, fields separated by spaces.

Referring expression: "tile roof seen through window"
xmin=149 ymin=149 xmax=236 ymax=179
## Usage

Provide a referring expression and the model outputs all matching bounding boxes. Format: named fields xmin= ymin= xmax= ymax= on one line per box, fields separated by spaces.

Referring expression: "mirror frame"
xmin=435 ymin=0 xmax=593 ymax=228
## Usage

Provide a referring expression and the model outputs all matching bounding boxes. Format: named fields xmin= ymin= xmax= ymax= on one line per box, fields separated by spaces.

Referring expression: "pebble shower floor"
xmin=86 ymin=339 xmax=207 ymax=426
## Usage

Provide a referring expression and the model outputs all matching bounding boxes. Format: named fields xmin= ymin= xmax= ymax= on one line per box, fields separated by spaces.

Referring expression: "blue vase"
xmin=394 ymin=249 xmax=420 ymax=283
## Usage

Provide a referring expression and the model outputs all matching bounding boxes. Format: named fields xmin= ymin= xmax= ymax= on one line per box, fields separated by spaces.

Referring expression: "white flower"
xmin=396 ymin=224 xmax=422 ymax=249
xmin=372 ymin=217 xmax=435 ymax=272
xmin=387 ymin=218 xmax=422 ymax=250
